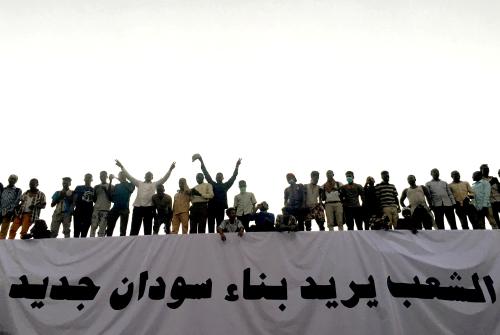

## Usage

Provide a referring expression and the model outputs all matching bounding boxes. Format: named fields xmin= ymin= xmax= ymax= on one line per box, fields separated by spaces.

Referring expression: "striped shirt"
xmin=1 ymin=186 xmax=22 ymax=215
xmin=375 ymin=182 xmax=398 ymax=208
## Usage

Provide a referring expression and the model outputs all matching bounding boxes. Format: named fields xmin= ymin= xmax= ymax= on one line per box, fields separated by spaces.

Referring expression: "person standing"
xmin=400 ymin=175 xmax=434 ymax=230
xmin=233 ymin=180 xmax=257 ymax=231
xmin=472 ymin=171 xmax=491 ymax=229
xmin=425 ymin=168 xmax=457 ymax=230
xmin=194 ymin=154 xmax=241 ymax=233
xmin=189 ymin=173 xmax=214 ymax=234
xmin=50 ymin=177 xmax=73 ymax=238
xmin=90 ymin=171 xmax=113 ymax=237
xmin=8 ymin=178 xmax=46 ymax=239
xmin=152 ymin=184 xmax=173 ymax=234
xmin=284 ymin=173 xmax=306 ymax=231
xmin=171 ymin=178 xmax=191 ymax=234
xmin=116 ymin=160 xmax=176 ymax=235
xmin=106 ymin=172 xmax=135 ymax=236
xmin=339 ymin=171 xmax=365 ymax=230
xmin=322 ymin=170 xmax=343 ymax=231
xmin=304 ymin=171 xmax=326 ymax=231
xmin=73 ymin=173 xmax=95 ymax=238
xmin=363 ymin=176 xmax=379 ymax=228
xmin=0 ymin=175 xmax=22 ymax=239
xmin=375 ymin=171 xmax=400 ymax=229
xmin=448 ymin=171 xmax=477 ymax=230
xmin=479 ymin=164 xmax=499 ymax=229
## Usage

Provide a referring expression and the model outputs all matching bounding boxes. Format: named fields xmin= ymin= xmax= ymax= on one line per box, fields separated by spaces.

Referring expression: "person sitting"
xmin=248 ymin=201 xmax=275 ymax=232
xmin=275 ymin=207 xmax=298 ymax=232
xmin=22 ymin=219 xmax=52 ymax=239
xmin=395 ymin=208 xmax=418 ymax=234
xmin=217 ymin=207 xmax=244 ymax=241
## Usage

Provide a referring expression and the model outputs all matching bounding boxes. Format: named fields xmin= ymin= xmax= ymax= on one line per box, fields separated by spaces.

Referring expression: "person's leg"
xmin=432 ymin=207 xmax=445 ymax=230
xmin=466 ymin=205 xmax=480 ymax=229
xmin=8 ymin=215 xmax=23 ymax=239
xmin=207 ymin=207 xmax=216 ymax=234
xmin=239 ymin=214 xmax=251 ymax=231
xmin=106 ymin=209 xmax=119 ymax=236
xmin=119 ymin=209 xmax=130 ymax=236
xmin=89 ymin=209 xmax=99 ymax=237
xmin=353 ymin=207 xmax=363 ymax=230
xmin=97 ymin=211 xmax=108 ymax=237
xmin=62 ymin=214 xmax=72 ymax=238
xmin=334 ymin=203 xmax=344 ymax=231
xmin=344 ymin=207 xmax=355 ymax=230
xmin=325 ymin=203 xmax=334 ymax=231
xmin=171 ymin=213 xmax=180 ymax=234
xmin=19 ymin=214 xmax=33 ymax=238
xmin=80 ymin=209 xmax=93 ymax=238
xmin=0 ymin=216 xmax=12 ymax=239
xmin=73 ymin=209 xmax=82 ymax=238
xmin=486 ymin=207 xmax=498 ymax=229
xmin=454 ymin=204 xmax=469 ymax=230
xmin=143 ymin=206 xmax=154 ymax=235
xmin=180 ymin=212 xmax=189 ymax=234
xmin=189 ymin=207 xmax=198 ymax=234
xmin=199 ymin=205 xmax=208 ymax=233
xmin=444 ymin=206 xmax=457 ymax=230
xmin=476 ymin=208 xmax=487 ymax=229
xmin=50 ymin=213 xmax=63 ymax=238
xmin=153 ymin=213 xmax=160 ymax=235
xmin=130 ymin=207 xmax=142 ymax=236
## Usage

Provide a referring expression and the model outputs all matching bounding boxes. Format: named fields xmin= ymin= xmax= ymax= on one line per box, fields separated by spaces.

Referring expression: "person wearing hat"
xmin=50 ymin=177 xmax=74 ymax=238
xmin=0 ymin=174 xmax=22 ymax=239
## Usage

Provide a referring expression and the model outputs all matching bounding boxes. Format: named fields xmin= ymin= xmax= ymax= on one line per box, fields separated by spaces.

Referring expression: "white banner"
xmin=0 ymin=231 xmax=498 ymax=335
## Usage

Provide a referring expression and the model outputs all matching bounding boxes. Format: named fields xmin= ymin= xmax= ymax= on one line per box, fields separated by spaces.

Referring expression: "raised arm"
xmin=198 ymin=156 xmax=214 ymax=184
xmin=115 ymin=160 xmax=140 ymax=186
xmin=156 ymin=162 xmax=176 ymax=185
xmin=224 ymin=158 xmax=241 ymax=189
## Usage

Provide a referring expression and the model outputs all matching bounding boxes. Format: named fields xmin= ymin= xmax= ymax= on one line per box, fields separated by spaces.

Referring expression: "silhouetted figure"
xmin=116 ymin=160 xmax=175 ymax=235
xmin=400 ymin=175 xmax=433 ymax=230
xmin=50 ymin=177 xmax=73 ymax=238
xmin=426 ymin=168 xmax=457 ymax=230
xmin=22 ymin=219 xmax=52 ymax=240
xmin=339 ymin=171 xmax=365 ymax=230
xmin=275 ymin=207 xmax=298 ymax=232
xmin=395 ymin=208 xmax=418 ymax=234
xmin=449 ymin=171 xmax=477 ymax=230
xmin=152 ymin=184 xmax=173 ymax=234
xmin=322 ymin=170 xmax=343 ymax=231
xmin=0 ymin=175 xmax=22 ymax=239
xmin=73 ymin=173 xmax=95 ymax=238
xmin=304 ymin=171 xmax=326 ymax=231
xmin=234 ymin=180 xmax=256 ymax=232
xmin=472 ymin=171 xmax=490 ymax=230
xmin=363 ymin=176 xmax=379 ymax=228
xmin=106 ymin=172 xmax=135 ymax=236
xmin=217 ymin=207 xmax=244 ymax=241
xmin=194 ymin=154 xmax=241 ymax=233
xmin=284 ymin=173 xmax=306 ymax=231
xmin=375 ymin=171 xmax=400 ymax=229
xmin=491 ymin=169 xmax=500 ymax=228
xmin=9 ymin=178 xmax=46 ymax=239
xmin=189 ymin=173 xmax=214 ymax=234
xmin=479 ymin=164 xmax=499 ymax=229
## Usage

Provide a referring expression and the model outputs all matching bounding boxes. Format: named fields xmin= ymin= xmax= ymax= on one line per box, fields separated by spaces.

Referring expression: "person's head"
xmin=84 ymin=173 xmax=93 ymax=185
xmin=430 ymin=168 xmax=440 ymax=180
xmin=480 ymin=164 xmax=489 ymax=178
xmin=286 ymin=173 xmax=296 ymax=185
xmin=216 ymin=172 xmax=224 ymax=183
xmin=239 ymin=180 xmax=247 ymax=193
xmin=62 ymin=177 xmax=71 ymax=188
xmin=310 ymin=171 xmax=319 ymax=185
xmin=281 ymin=207 xmax=289 ymax=215
xmin=366 ymin=176 xmax=375 ymax=186
xmin=118 ymin=171 xmax=127 ymax=183
xmin=258 ymin=201 xmax=269 ymax=212
xmin=156 ymin=184 xmax=165 ymax=195
xmin=100 ymin=171 xmax=108 ymax=184
xmin=29 ymin=178 xmax=39 ymax=190
xmin=473 ymin=171 xmax=482 ymax=182
xmin=196 ymin=173 xmax=204 ymax=184
xmin=345 ymin=171 xmax=354 ymax=184
xmin=326 ymin=170 xmax=334 ymax=181
xmin=145 ymin=171 xmax=153 ymax=183
xmin=226 ymin=207 xmax=237 ymax=220
xmin=8 ymin=174 xmax=18 ymax=187
xmin=179 ymin=178 xmax=187 ymax=190
xmin=451 ymin=170 xmax=461 ymax=183
xmin=407 ymin=175 xmax=416 ymax=186
xmin=381 ymin=171 xmax=390 ymax=183
xmin=33 ymin=219 xmax=48 ymax=231
xmin=402 ymin=207 xmax=411 ymax=218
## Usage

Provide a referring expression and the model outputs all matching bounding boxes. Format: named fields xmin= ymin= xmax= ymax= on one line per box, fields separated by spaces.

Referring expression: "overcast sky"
xmin=1 ymin=0 xmax=499 ymax=233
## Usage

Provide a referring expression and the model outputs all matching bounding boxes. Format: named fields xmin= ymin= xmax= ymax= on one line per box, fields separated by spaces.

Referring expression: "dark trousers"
xmin=286 ymin=207 xmax=306 ymax=231
xmin=432 ymin=206 xmax=457 ymax=230
xmin=412 ymin=207 xmax=434 ymax=230
xmin=130 ymin=206 xmax=154 ymax=235
xmin=454 ymin=204 xmax=477 ymax=230
xmin=475 ymin=207 xmax=488 ymax=230
xmin=237 ymin=214 xmax=252 ymax=231
xmin=74 ymin=207 xmax=93 ymax=238
xmin=344 ymin=207 xmax=364 ymax=230
xmin=492 ymin=202 xmax=500 ymax=227
xmin=106 ymin=208 xmax=130 ymax=236
xmin=153 ymin=212 xmax=171 ymax=234
xmin=190 ymin=203 xmax=208 ymax=234
xmin=207 ymin=206 xmax=225 ymax=233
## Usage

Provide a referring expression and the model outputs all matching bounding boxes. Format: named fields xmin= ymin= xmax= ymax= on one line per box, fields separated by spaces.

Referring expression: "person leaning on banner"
xmin=217 ymin=207 xmax=244 ymax=241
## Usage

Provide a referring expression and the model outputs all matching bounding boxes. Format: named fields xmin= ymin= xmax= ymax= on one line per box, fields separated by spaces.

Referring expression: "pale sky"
xmin=1 ymin=0 xmax=499 ymax=233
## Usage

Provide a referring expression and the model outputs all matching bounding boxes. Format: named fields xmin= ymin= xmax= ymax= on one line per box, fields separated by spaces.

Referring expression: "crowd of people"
xmin=0 ymin=155 xmax=499 ymax=241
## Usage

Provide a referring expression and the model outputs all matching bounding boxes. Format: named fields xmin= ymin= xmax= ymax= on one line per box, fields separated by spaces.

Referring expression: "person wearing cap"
xmin=115 ymin=159 xmax=176 ymax=235
xmin=322 ymin=170 xmax=343 ymax=231
xmin=8 ymin=178 xmax=46 ymax=239
xmin=0 ymin=175 xmax=22 ymax=239
xmin=284 ymin=173 xmax=306 ymax=231
xmin=193 ymin=154 xmax=241 ymax=233
xmin=479 ymin=164 xmax=499 ymax=229
xmin=50 ymin=177 xmax=74 ymax=238
xmin=233 ymin=180 xmax=257 ymax=231
xmin=400 ymin=175 xmax=433 ymax=230
xmin=425 ymin=168 xmax=457 ymax=230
